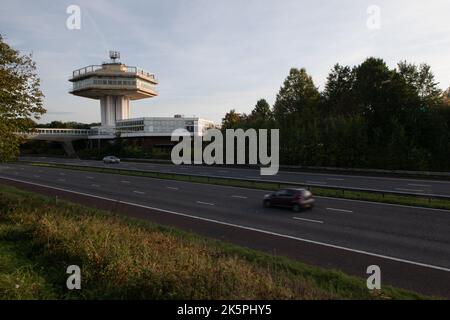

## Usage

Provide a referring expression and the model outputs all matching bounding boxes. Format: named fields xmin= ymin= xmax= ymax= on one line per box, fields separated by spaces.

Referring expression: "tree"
xmin=221 ymin=109 xmax=246 ymax=130
xmin=322 ymin=64 xmax=359 ymax=116
xmin=0 ymin=35 xmax=45 ymax=161
xmin=273 ymin=68 xmax=320 ymax=120
xmin=273 ymin=68 xmax=321 ymax=165
xmin=397 ymin=61 xmax=442 ymax=108
xmin=247 ymin=99 xmax=273 ymax=129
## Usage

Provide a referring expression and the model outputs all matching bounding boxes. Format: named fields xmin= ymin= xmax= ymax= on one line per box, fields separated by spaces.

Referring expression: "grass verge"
xmin=0 ymin=183 xmax=427 ymax=299
xmin=21 ymin=161 xmax=450 ymax=211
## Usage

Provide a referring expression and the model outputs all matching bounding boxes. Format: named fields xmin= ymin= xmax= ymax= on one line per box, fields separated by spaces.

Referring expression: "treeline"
xmin=222 ymin=57 xmax=450 ymax=171
xmin=36 ymin=121 xmax=101 ymax=129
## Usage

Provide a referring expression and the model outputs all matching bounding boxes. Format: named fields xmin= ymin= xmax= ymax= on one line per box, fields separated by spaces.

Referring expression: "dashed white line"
xmin=306 ymin=181 xmax=327 ymax=185
xmin=91 ymin=184 xmax=100 ymax=187
xmin=196 ymin=201 xmax=215 ymax=206
xmin=326 ymin=207 xmax=353 ymax=213
xmin=408 ymin=183 xmax=431 ymax=187
xmin=133 ymin=190 xmax=145 ymax=194
xmin=86 ymin=176 xmax=94 ymax=179
xmin=166 ymin=186 xmax=179 ymax=190
xmin=121 ymin=180 xmax=131 ymax=184
xmin=293 ymin=217 xmax=324 ymax=224
xmin=231 ymin=195 xmax=248 ymax=199
xmin=395 ymin=188 xmax=424 ymax=193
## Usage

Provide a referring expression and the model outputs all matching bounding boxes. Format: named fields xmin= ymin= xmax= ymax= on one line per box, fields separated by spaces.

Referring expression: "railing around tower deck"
xmin=71 ymin=65 xmax=156 ymax=81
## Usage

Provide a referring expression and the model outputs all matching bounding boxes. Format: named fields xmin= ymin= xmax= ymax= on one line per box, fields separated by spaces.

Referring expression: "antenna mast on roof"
xmin=109 ymin=50 xmax=120 ymax=63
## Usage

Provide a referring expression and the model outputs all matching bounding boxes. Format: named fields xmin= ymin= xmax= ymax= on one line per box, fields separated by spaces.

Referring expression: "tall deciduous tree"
xmin=0 ymin=35 xmax=45 ymax=161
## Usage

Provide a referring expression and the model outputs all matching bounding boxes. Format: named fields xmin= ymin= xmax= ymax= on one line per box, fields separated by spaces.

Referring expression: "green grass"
xmin=0 ymin=183 xmax=428 ymax=299
xmin=21 ymin=161 xmax=450 ymax=210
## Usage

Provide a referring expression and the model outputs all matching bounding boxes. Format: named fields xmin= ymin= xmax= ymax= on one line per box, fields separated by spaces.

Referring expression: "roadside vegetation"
xmin=23 ymin=162 xmax=450 ymax=211
xmin=222 ymin=59 xmax=450 ymax=172
xmin=0 ymin=183 xmax=426 ymax=299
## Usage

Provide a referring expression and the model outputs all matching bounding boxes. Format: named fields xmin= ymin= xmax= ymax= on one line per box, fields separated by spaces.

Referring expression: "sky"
xmin=1 ymin=0 xmax=450 ymax=124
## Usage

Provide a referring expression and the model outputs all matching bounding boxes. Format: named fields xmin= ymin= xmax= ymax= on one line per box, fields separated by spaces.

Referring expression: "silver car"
xmin=103 ymin=156 xmax=121 ymax=164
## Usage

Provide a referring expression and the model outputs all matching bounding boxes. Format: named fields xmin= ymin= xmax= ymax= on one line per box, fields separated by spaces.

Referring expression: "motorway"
xmin=19 ymin=156 xmax=450 ymax=197
xmin=1 ymin=162 xmax=450 ymax=297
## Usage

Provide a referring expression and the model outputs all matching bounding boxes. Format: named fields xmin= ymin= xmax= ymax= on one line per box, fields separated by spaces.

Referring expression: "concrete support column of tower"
xmin=115 ymin=96 xmax=130 ymax=121
xmin=100 ymin=96 xmax=130 ymax=126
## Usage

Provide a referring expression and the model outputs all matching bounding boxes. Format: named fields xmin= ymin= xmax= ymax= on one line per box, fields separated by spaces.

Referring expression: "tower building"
xmin=69 ymin=51 xmax=158 ymax=130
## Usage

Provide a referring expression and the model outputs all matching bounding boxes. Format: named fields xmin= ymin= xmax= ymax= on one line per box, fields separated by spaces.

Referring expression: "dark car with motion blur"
xmin=263 ymin=188 xmax=315 ymax=212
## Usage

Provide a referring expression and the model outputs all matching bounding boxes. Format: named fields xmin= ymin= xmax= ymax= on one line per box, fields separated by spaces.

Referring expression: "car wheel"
xmin=263 ymin=200 xmax=271 ymax=208
xmin=292 ymin=204 xmax=301 ymax=212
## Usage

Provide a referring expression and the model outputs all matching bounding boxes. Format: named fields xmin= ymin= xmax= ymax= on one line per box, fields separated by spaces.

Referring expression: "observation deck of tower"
xmin=69 ymin=51 xmax=158 ymax=128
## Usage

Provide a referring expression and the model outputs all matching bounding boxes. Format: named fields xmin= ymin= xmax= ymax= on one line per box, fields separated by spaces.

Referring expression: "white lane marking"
xmin=306 ymin=181 xmax=327 ymax=184
xmin=395 ymin=188 xmax=424 ymax=193
xmin=317 ymin=196 xmax=450 ymax=213
xmin=59 ymin=172 xmax=66 ymax=176
xmin=166 ymin=186 xmax=179 ymax=190
xmin=133 ymin=191 xmax=145 ymax=194
xmin=327 ymin=178 xmax=345 ymax=181
xmin=14 ymin=164 xmax=450 ymax=212
xmin=121 ymin=180 xmax=131 ymax=184
xmin=408 ymin=183 xmax=431 ymax=187
xmin=196 ymin=201 xmax=215 ymax=206
xmin=231 ymin=195 xmax=248 ymax=199
xmin=86 ymin=176 xmax=94 ymax=179
xmin=2 ymin=176 xmax=450 ymax=273
xmin=326 ymin=207 xmax=353 ymax=213
xmin=91 ymin=184 xmax=100 ymax=187
xmin=293 ymin=217 xmax=324 ymax=224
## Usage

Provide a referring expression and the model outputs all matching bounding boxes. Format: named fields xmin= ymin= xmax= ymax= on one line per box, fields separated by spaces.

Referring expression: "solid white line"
xmin=166 ymin=186 xmax=179 ymax=190
xmin=326 ymin=207 xmax=353 ymax=213
xmin=293 ymin=217 xmax=324 ymax=224
xmin=196 ymin=201 xmax=215 ymax=206
xmin=231 ymin=195 xmax=248 ymax=199
xmin=395 ymin=188 xmax=424 ymax=193
xmin=133 ymin=191 xmax=145 ymax=194
xmin=1 ymin=175 xmax=450 ymax=273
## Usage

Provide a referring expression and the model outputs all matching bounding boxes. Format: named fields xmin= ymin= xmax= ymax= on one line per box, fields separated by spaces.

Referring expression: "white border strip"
xmin=1 ymin=175 xmax=450 ymax=273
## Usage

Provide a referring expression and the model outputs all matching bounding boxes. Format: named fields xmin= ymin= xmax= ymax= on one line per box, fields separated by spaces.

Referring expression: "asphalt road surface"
xmin=1 ymin=162 xmax=450 ymax=297
xmin=19 ymin=156 xmax=450 ymax=197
